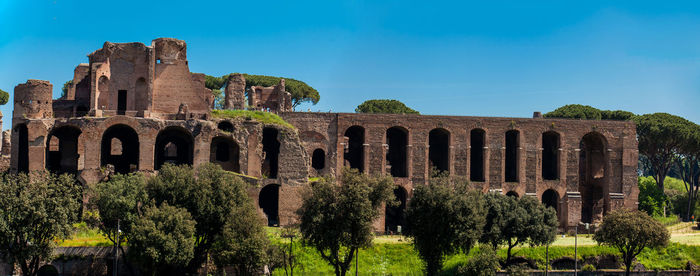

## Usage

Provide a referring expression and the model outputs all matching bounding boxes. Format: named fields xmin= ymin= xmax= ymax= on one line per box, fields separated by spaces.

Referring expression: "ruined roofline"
xmin=284 ymin=111 xmax=636 ymax=125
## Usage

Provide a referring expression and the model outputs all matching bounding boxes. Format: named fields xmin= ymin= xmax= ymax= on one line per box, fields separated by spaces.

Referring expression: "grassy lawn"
xmin=211 ymin=109 xmax=295 ymax=129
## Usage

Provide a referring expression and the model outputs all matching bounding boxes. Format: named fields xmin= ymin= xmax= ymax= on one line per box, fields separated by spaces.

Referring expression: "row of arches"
xmin=17 ymin=123 xmax=281 ymax=180
xmin=342 ymin=126 xmax=588 ymax=183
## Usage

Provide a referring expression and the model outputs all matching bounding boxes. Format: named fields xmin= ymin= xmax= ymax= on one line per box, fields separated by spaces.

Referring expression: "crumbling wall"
xmin=224 ymin=73 xmax=246 ymax=110
xmin=249 ymin=79 xmax=292 ymax=113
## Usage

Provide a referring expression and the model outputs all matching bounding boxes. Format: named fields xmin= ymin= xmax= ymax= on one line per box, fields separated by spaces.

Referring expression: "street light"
xmin=574 ymin=222 xmax=589 ymax=276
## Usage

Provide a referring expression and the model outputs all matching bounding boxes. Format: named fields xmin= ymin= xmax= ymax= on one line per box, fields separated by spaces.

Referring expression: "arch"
xmin=262 ymin=128 xmax=280 ymax=178
xmin=579 ymin=132 xmax=608 ymax=223
xmin=344 ymin=126 xmax=365 ymax=172
xmin=506 ymin=191 xmax=519 ymax=198
xmin=46 ymin=125 xmax=81 ymax=174
xmin=210 ymin=137 xmax=240 ymax=173
xmin=505 ymin=130 xmax=520 ymax=182
xmin=217 ymin=121 xmax=234 ymax=132
xmin=470 ymin=128 xmax=486 ymax=181
xmin=542 ymin=189 xmax=559 ymax=212
xmin=154 ymin=126 xmax=193 ymax=170
xmin=385 ymin=186 xmax=408 ymax=234
xmin=429 ymin=128 xmax=450 ymax=174
xmin=259 ymin=184 xmax=280 ymax=226
xmin=386 ymin=126 xmax=408 ymax=177
xmin=101 ymin=124 xmax=139 ymax=174
xmin=15 ymin=124 xmax=28 ymax=173
xmin=542 ymin=131 xmax=560 ymax=180
xmin=311 ymin=148 xmax=325 ymax=170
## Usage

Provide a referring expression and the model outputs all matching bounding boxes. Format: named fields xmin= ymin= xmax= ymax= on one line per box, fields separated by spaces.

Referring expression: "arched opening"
xmin=542 ymin=131 xmax=560 ymax=180
xmin=506 ymin=191 xmax=519 ymax=198
xmin=470 ymin=129 xmax=486 ymax=181
xmin=505 ymin=130 xmax=520 ymax=182
xmin=46 ymin=126 xmax=81 ymax=174
xmin=579 ymin=132 xmax=607 ymax=223
xmin=101 ymin=124 xmax=139 ymax=174
xmin=259 ymin=184 xmax=280 ymax=226
xmin=429 ymin=128 xmax=450 ymax=174
xmin=542 ymin=189 xmax=559 ymax=212
xmin=385 ymin=186 xmax=408 ymax=234
xmin=386 ymin=127 xmax=408 ymax=177
xmin=15 ymin=124 xmax=28 ymax=173
xmin=262 ymin=128 xmax=280 ymax=179
xmin=344 ymin=126 xmax=365 ymax=172
xmin=217 ymin=121 xmax=234 ymax=132
xmin=154 ymin=126 xmax=193 ymax=170
xmin=311 ymin=148 xmax=325 ymax=170
xmin=210 ymin=137 xmax=240 ymax=173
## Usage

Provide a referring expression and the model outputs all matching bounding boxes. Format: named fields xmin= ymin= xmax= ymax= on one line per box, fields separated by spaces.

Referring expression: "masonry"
xmin=10 ymin=38 xmax=638 ymax=232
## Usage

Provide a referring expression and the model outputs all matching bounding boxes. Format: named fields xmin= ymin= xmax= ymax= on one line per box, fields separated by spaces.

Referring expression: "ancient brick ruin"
xmin=9 ymin=38 xmax=638 ymax=232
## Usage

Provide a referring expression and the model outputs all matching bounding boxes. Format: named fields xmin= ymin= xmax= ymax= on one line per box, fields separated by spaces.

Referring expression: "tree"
xmin=457 ymin=247 xmax=500 ymax=276
xmin=298 ymin=168 xmax=394 ymax=276
xmin=90 ymin=173 xmax=148 ymax=272
xmin=634 ymin=113 xmax=694 ymax=190
xmin=593 ymin=210 xmax=670 ymax=276
xmin=205 ymin=74 xmax=321 ymax=109
xmin=60 ymin=80 xmax=73 ymax=99
xmin=0 ymin=172 xmax=81 ymax=276
xmin=146 ymin=163 xmax=252 ymax=273
xmin=674 ymin=122 xmax=700 ymax=221
xmin=601 ymin=110 xmax=636 ymax=121
xmin=637 ymin=176 xmax=666 ymax=217
xmin=211 ymin=199 xmax=269 ymax=275
xmin=479 ymin=193 xmax=557 ymax=263
xmin=405 ymin=177 xmax=485 ymax=276
xmin=0 ymin=88 xmax=8 ymax=105
xmin=544 ymin=104 xmax=602 ymax=120
xmin=355 ymin=99 xmax=419 ymax=114
xmin=128 ymin=203 xmax=196 ymax=275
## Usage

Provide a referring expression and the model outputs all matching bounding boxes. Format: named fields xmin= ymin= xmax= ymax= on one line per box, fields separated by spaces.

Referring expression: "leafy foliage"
xmin=146 ymin=163 xmax=252 ymax=273
xmin=298 ymin=168 xmax=394 ymax=276
xmin=205 ymin=73 xmax=320 ymax=108
xmin=0 ymin=172 xmax=81 ymax=276
xmin=593 ymin=209 xmax=670 ymax=276
xmin=211 ymin=198 xmax=269 ymax=275
xmin=405 ymin=176 xmax=486 ymax=276
xmin=0 ymin=88 xmax=8 ymax=105
xmin=479 ymin=193 xmax=558 ymax=263
xmin=355 ymin=99 xmax=419 ymax=114
xmin=638 ymin=176 xmax=667 ymax=217
xmin=544 ymin=104 xmax=603 ymax=120
xmin=673 ymin=122 xmax=700 ymax=221
xmin=128 ymin=203 xmax=196 ymax=275
xmin=456 ymin=247 xmax=500 ymax=276
xmin=601 ymin=110 xmax=636 ymax=121
xmin=60 ymin=80 xmax=73 ymax=99
xmin=634 ymin=113 xmax=695 ymax=190
xmin=91 ymin=173 xmax=148 ymax=247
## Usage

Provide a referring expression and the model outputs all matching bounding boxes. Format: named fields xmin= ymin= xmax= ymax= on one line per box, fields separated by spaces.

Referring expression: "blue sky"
xmin=1 ymin=0 xmax=699 ymax=129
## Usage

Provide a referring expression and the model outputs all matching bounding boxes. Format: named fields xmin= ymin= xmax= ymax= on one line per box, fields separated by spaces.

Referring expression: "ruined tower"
xmin=224 ymin=73 xmax=246 ymax=110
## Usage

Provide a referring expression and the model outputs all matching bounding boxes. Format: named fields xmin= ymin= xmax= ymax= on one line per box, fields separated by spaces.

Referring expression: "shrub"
xmin=582 ymin=263 xmax=596 ymax=271
xmin=457 ymin=247 xmax=500 ymax=276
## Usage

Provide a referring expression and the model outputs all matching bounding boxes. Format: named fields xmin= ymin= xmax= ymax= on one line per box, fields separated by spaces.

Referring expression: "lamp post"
xmin=574 ymin=222 xmax=589 ymax=276
xmin=282 ymin=230 xmax=297 ymax=276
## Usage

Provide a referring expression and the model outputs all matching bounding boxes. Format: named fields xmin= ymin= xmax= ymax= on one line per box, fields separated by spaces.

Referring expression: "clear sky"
xmin=1 ymin=0 xmax=699 ymax=129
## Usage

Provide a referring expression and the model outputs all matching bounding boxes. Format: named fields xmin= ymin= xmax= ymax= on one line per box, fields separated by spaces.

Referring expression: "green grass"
xmin=57 ymin=223 xmax=111 ymax=247
xmin=212 ymin=109 xmax=295 ymax=129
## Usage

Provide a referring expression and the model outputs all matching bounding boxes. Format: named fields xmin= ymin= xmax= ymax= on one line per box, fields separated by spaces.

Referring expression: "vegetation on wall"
xmin=355 ymin=99 xmax=419 ymax=114
xmin=0 ymin=88 xmax=8 ymax=105
xmin=543 ymin=104 xmax=634 ymax=121
xmin=211 ymin=109 xmax=295 ymax=129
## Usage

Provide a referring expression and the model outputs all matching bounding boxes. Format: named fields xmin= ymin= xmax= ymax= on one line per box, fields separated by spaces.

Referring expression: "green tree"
xmin=637 ymin=176 xmax=666 ymax=217
xmin=0 ymin=88 xmax=8 ymax=105
xmin=634 ymin=113 xmax=695 ymax=190
xmin=0 ymin=173 xmax=81 ymax=276
xmin=405 ymin=177 xmax=485 ymax=276
xmin=457 ymin=247 xmax=500 ymax=276
xmin=543 ymin=104 xmax=602 ymax=120
xmin=479 ymin=193 xmax=558 ymax=263
xmin=601 ymin=110 xmax=636 ymax=121
xmin=128 ymin=203 xmax=196 ymax=275
xmin=205 ymin=74 xmax=320 ymax=109
xmin=355 ymin=99 xmax=419 ymax=114
xmin=60 ymin=80 xmax=73 ymax=99
xmin=593 ymin=209 xmax=670 ymax=276
xmin=146 ymin=163 xmax=252 ymax=273
xmin=211 ymin=199 xmax=269 ymax=275
xmin=298 ymin=168 xmax=394 ymax=276
xmin=674 ymin=122 xmax=700 ymax=221
xmin=90 ymin=173 xmax=148 ymax=271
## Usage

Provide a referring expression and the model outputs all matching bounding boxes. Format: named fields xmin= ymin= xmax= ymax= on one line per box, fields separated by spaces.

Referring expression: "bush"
xmin=638 ymin=176 xmax=666 ymax=217
xmin=457 ymin=247 xmax=500 ymax=276
xmin=582 ymin=263 xmax=596 ymax=271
